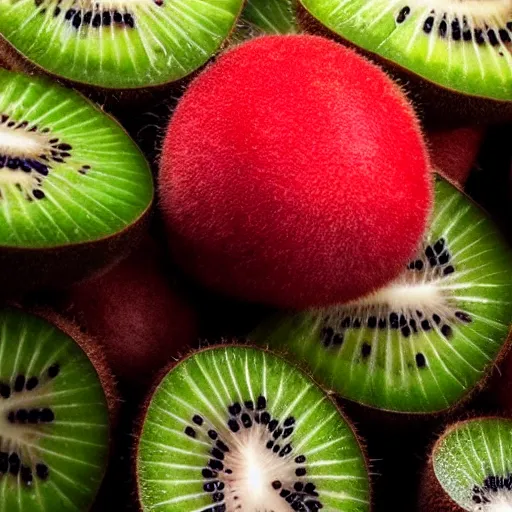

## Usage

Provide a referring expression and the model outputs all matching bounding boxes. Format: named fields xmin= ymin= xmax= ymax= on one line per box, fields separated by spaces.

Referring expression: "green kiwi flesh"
xmin=431 ymin=417 xmax=512 ymax=510
xmin=252 ymin=175 xmax=512 ymax=414
xmin=0 ymin=308 xmax=111 ymax=511
xmin=0 ymin=0 xmax=244 ymax=89
xmin=240 ymin=0 xmax=297 ymax=35
xmin=299 ymin=0 xmax=512 ymax=101
xmin=0 ymin=69 xmax=153 ymax=289
xmin=136 ymin=345 xmax=370 ymax=511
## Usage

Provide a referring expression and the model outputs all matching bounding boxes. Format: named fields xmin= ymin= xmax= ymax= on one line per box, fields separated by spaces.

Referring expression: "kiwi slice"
xmin=241 ymin=0 xmax=297 ymax=35
xmin=136 ymin=345 xmax=370 ymax=511
xmin=0 ymin=69 xmax=152 ymax=291
xmin=298 ymin=1 xmax=512 ymax=102
xmin=420 ymin=417 xmax=512 ymax=511
xmin=0 ymin=307 xmax=113 ymax=510
xmin=252 ymin=175 xmax=512 ymax=414
xmin=0 ymin=0 xmax=244 ymax=89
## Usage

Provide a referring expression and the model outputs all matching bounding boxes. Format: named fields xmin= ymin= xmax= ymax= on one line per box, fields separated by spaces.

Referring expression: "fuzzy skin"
xmin=427 ymin=128 xmax=485 ymax=187
xmin=67 ymin=238 xmax=197 ymax=384
xmin=159 ymin=35 xmax=432 ymax=309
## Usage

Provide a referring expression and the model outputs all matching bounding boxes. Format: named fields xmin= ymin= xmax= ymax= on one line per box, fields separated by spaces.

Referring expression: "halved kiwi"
xmin=0 ymin=0 xmax=244 ymax=89
xmin=419 ymin=417 xmax=512 ymax=511
xmin=136 ymin=345 xmax=371 ymax=511
xmin=298 ymin=1 xmax=512 ymax=121
xmin=0 ymin=307 xmax=114 ymax=511
xmin=252 ymin=175 xmax=512 ymax=415
xmin=0 ymin=69 xmax=153 ymax=292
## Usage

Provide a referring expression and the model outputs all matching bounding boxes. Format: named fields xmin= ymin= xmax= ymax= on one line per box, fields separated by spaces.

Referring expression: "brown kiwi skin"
xmin=132 ymin=341 xmax=374 ymax=512
xmin=296 ymin=3 xmax=512 ymax=128
xmin=417 ymin=416 xmax=508 ymax=512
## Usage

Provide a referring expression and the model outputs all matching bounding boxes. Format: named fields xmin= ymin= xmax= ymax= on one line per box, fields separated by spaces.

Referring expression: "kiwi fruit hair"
xmin=428 ymin=127 xmax=485 ymax=188
xmin=135 ymin=344 xmax=371 ymax=512
xmin=0 ymin=0 xmax=245 ymax=90
xmin=65 ymin=236 xmax=198 ymax=386
xmin=0 ymin=305 xmax=117 ymax=510
xmin=0 ymin=68 xmax=153 ymax=293
xmin=419 ymin=416 xmax=512 ymax=511
xmin=297 ymin=1 xmax=512 ymax=126
xmin=159 ymin=34 xmax=433 ymax=310
xmin=252 ymin=174 xmax=512 ymax=416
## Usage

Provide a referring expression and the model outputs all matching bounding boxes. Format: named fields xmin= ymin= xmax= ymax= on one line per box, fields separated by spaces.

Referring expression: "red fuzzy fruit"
xmin=67 ymin=238 xmax=197 ymax=384
xmin=428 ymin=127 xmax=485 ymax=187
xmin=159 ymin=35 xmax=432 ymax=309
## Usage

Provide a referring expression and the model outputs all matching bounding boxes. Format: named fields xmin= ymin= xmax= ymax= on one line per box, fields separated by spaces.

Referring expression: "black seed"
xmin=16 ymin=409 xmax=28 ymax=423
xmin=211 ymin=448 xmax=224 ymax=461
xmin=209 ymin=459 xmax=223 ymax=471
xmin=438 ymin=252 xmax=450 ymax=265
xmin=408 ymin=261 xmax=415 ymax=269
xmin=204 ymin=481 xmax=217 ymax=493
xmin=241 ymin=413 xmax=252 ymax=428
xmin=113 ymin=11 xmax=122 ymax=23
xmin=268 ymin=419 xmax=278 ymax=432
xmin=7 ymin=411 xmax=15 ymax=423
xmin=361 ymin=343 xmax=371 ymax=358
xmin=28 ymin=409 xmax=39 ymax=424
xmin=192 ymin=415 xmax=203 ymax=426
xmin=443 ymin=265 xmax=455 ymax=276
xmin=321 ymin=327 xmax=333 ymax=347
xmin=280 ymin=444 xmax=292 ymax=457
xmin=9 ymin=453 xmax=20 ymax=476
xmin=211 ymin=491 xmax=224 ymax=503
xmin=401 ymin=326 xmax=411 ymax=338
xmin=423 ymin=15 xmax=434 ymax=33
xmin=244 ymin=400 xmax=254 ymax=410
xmin=83 ymin=11 xmax=92 ymax=23
xmin=434 ymin=239 xmax=445 ymax=254
xmin=208 ymin=430 xmax=218 ymax=440
xmin=283 ymin=427 xmax=293 ymax=439
xmin=228 ymin=419 xmax=239 ymax=433
xmin=421 ymin=320 xmax=431 ymax=330
xmin=425 ymin=246 xmax=434 ymax=258
xmin=332 ymin=333 xmax=343 ymax=346
xmin=499 ymin=29 xmax=511 ymax=43
xmin=284 ymin=416 xmax=295 ymax=426
xmin=341 ymin=317 xmax=351 ymax=328
xmin=295 ymin=455 xmax=306 ymax=464
xmin=308 ymin=500 xmax=323 ymax=510
xmin=26 ymin=376 xmax=38 ymax=392
xmin=294 ymin=482 xmax=304 ymax=492
xmin=429 ymin=257 xmax=438 ymax=267
xmin=48 ymin=363 xmax=60 ymax=378
xmin=451 ymin=19 xmax=461 ymax=40
xmin=304 ymin=482 xmax=316 ymax=494
xmin=296 ymin=467 xmax=307 ymax=476
xmin=353 ymin=319 xmax=361 ymax=328
xmin=368 ymin=316 xmax=377 ymax=328
xmin=65 ymin=8 xmax=75 ymax=19
xmin=433 ymin=314 xmax=441 ymax=325
xmin=273 ymin=428 xmax=283 ymax=439
xmin=508 ymin=22 xmax=512 ymax=31
xmin=390 ymin=313 xmax=399 ymax=329
xmin=123 ymin=13 xmax=134 ymax=27
xmin=414 ymin=260 xmax=424 ymax=270
xmin=272 ymin=480 xmax=282 ymax=489
xmin=40 ymin=408 xmax=54 ymax=422
xmin=475 ymin=28 xmax=485 ymax=44
xmin=439 ymin=19 xmax=447 ymax=37
xmin=7 ymin=158 xmax=19 ymax=170
xmin=416 ymin=353 xmax=427 ymax=368
xmin=261 ymin=412 xmax=270 ymax=424
xmin=455 ymin=311 xmax=472 ymax=323
xmin=53 ymin=6 xmax=60 ymax=16
xmin=214 ymin=441 xmax=229 ymax=454
xmin=399 ymin=314 xmax=407 ymax=327
xmin=378 ymin=318 xmax=387 ymax=329
xmin=272 ymin=444 xmax=280 ymax=453
xmin=409 ymin=319 xmax=417 ymax=332
xmin=280 ymin=489 xmax=291 ymax=498
xmin=473 ymin=496 xmax=482 ymax=504
xmin=21 ymin=465 xmax=33 ymax=485
xmin=102 ymin=11 xmax=111 ymax=25
xmin=463 ymin=29 xmax=472 ymax=41
xmin=14 ymin=375 xmax=26 ymax=392
xmin=396 ymin=6 xmax=410 ymax=24
xmin=228 ymin=403 xmax=241 ymax=416
xmin=441 ymin=325 xmax=453 ymax=338
xmin=185 ymin=426 xmax=196 ymax=438
xmin=266 ymin=440 xmax=274 ymax=449
xmin=257 ymin=396 xmax=266 ymax=410
xmin=92 ymin=13 xmax=101 ymax=26
xmin=488 ymin=29 xmax=499 ymax=46
xmin=72 ymin=12 xmax=82 ymax=28
xmin=202 ymin=469 xmax=217 ymax=479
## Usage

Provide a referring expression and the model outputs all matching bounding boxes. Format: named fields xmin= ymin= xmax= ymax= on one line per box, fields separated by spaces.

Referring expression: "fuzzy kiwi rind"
xmin=251 ymin=174 xmax=512 ymax=416
xmin=135 ymin=343 xmax=372 ymax=512
xmin=0 ymin=0 xmax=245 ymax=90
xmin=297 ymin=3 xmax=512 ymax=126
xmin=0 ymin=69 xmax=153 ymax=292
xmin=419 ymin=416 xmax=512 ymax=511
xmin=0 ymin=306 xmax=117 ymax=511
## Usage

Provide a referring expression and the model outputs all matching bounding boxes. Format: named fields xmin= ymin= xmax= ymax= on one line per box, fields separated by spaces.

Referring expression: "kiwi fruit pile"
xmin=0 ymin=2 xmax=510 ymax=512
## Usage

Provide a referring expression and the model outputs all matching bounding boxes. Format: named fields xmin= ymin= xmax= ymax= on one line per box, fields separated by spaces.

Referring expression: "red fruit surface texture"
xmin=428 ymin=127 xmax=485 ymax=187
xmin=69 ymin=239 xmax=197 ymax=383
xmin=159 ymin=35 xmax=432 ymax=309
